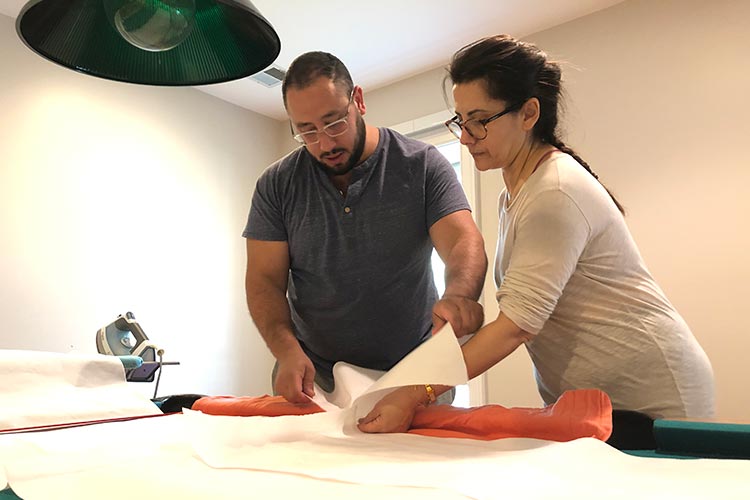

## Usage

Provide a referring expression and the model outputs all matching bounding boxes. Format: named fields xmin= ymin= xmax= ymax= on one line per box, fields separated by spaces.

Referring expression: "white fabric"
xmin=0 ymin=350 xmax=161 ymax=432
xmin=1 ymin=338 xmax=749 ymax=499
xmin=321 ymin=322 xmax=468 ymax=420
xmin=187 ymin=323 xmax=468 ymax=459
xmin=9 ymin=414 xmax=750 ymax=500
xmin=494 ymin=153 xmax=714 ymax=419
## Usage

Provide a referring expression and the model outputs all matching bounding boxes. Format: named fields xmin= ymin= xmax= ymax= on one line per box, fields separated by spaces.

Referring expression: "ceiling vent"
xmin=250 ymin=65 xmax=286 ymax=87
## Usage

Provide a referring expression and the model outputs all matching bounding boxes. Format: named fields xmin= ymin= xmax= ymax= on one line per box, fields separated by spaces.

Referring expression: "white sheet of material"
xmin=3 ymin=334 xmax=750 ymax=499
xmin=181 ymin=324 xmax=750 ymax=499
xmin=2 ymin=413 xmax=471 ymax=499
xmin=187 ymin=323 xmax=469 ymax=455
xmin=0 ymin=350 xmax=161 ymax=432
xmin=312 ymin=323 xmax=468 ymax=419
xmin=6 ymin=413 xmax=750 ymax=500
xmin=189 ymin=428 xmax=750 ymax=499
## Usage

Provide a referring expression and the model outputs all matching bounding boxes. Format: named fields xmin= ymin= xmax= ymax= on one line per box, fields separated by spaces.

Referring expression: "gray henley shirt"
xmin=243 ymin=128 xmax=470 ymax=386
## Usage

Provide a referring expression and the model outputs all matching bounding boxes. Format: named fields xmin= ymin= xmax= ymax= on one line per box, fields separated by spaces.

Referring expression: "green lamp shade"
xmin=16 ymin=0 xmax=281 ymax=86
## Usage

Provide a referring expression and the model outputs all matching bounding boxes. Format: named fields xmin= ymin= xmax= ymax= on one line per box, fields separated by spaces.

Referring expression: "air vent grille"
xmin=250 ymin=65 xmax=286 ymax=87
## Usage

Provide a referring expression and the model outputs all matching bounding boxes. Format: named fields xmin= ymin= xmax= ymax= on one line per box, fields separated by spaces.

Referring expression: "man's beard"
xmin=313 ymin=114 xmax=366 ymax=177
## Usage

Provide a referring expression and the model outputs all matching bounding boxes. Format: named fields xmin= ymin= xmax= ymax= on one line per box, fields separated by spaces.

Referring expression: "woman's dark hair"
xmin=446 ymin=35 xmax=624 ymax=214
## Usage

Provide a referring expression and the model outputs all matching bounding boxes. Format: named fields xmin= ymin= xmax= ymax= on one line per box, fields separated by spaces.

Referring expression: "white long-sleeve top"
xmin=495 ymin=153 xmax=714 ymax=419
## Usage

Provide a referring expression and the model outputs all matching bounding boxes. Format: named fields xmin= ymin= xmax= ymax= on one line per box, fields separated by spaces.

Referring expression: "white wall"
xmin=368 ymin=0 xmax=750 ymax=418
xmin=363 ymin=67 xmax=451 ymax=129
xmin=0 ymin=13 xmax=282 ymax=398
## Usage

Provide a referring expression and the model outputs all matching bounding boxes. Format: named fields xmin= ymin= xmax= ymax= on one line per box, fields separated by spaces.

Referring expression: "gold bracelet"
xmin=424 ymin=384 xmax=437 ymax=405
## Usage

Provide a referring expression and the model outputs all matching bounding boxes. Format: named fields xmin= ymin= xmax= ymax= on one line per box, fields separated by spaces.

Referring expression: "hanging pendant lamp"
xmin=16 ymin=0 xmax=281 ymax=86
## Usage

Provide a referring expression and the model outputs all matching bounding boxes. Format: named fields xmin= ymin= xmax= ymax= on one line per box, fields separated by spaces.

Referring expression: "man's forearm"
xmin=443 ymin=236 xmax=487 ymax=300
xmin=246 ymin=281 xmax=300 ymax=360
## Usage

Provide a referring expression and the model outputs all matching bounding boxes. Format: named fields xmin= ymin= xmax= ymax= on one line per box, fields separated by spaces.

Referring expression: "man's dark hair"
xmin=282 ymin=51 xmax=354 ymax=108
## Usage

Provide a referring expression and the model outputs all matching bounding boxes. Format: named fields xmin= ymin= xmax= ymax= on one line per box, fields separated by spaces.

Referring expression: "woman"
xmin=358 ymin=35 xmax=715 ymax=440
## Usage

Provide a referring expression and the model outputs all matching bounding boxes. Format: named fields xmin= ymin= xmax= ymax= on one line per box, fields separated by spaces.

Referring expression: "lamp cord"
xmin=153 ymin=350 xmax=164 ymax=399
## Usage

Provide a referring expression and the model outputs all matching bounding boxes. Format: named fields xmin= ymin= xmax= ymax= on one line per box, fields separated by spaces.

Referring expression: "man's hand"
xmin=432 ymin=295 xmax=484 ymax=337
xmin=274 ymin=349 xmax=316 ymax=404
xmin=357 ymin=386 xmax=425 ymax=433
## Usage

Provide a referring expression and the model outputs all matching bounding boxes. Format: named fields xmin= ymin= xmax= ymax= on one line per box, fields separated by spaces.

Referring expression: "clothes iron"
xmin=97 ymin=312 xmax=157 ymax=360
xmin=96 ymin=312 xmax=162 ymax=382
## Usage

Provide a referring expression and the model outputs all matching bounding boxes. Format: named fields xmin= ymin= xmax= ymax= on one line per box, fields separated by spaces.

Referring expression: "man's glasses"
xmin=445 ymin=100 xmax=524 ymax=141
xmin=292 ymin=90 xmax=355 ymax=145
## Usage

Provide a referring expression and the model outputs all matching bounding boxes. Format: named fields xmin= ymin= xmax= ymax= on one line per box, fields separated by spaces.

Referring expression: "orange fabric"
xmin=408 ymin=389 xmax=612 ymax=441
xmin=192 ymin=389 xmax=612 ymax=442
xmin=192 ymin=394 xmax=325 ymax=416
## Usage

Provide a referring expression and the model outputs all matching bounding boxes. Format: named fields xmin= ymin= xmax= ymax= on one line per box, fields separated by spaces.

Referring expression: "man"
xmin=244 ymin=51 xmax=486 ymax=404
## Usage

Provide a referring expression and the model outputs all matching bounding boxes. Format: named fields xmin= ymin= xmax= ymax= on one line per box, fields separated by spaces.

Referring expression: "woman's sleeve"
xmin=497 ymin=189 xmax=592 ymax=334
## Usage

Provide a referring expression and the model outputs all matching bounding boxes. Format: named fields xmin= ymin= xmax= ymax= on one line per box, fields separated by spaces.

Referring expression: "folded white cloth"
xmin=0 ymin=349 xmax=161 ymax=432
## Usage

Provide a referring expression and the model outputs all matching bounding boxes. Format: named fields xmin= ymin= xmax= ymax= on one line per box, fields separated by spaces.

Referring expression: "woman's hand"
xmin=357 ymin=385 xmax=427 ymax=433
